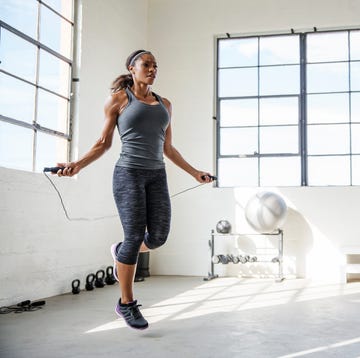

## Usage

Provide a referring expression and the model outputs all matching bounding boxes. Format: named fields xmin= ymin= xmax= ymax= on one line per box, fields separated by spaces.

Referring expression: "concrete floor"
xmin=1 ymin=276 xmax=360 ymax=358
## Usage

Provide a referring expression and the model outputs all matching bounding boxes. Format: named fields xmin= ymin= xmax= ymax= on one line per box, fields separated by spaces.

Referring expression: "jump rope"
xmin=0 ymin=170 xmax=216 ymax=313
xmin=43 ymin=167 xmax=217 ymax=222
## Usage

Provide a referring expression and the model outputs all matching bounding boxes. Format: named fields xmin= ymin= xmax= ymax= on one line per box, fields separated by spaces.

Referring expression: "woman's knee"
xmin=116 ymin=239 xmax=142 ymax=265
xmin=143 ymin=231 xmax=169 ymax=250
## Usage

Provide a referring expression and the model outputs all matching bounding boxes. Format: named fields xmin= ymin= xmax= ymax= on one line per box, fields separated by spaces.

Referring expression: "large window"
xmin=0 ymin=0 xmax=75 ymax=172
xmin=216 ymin=29 xmax=360 ymax=187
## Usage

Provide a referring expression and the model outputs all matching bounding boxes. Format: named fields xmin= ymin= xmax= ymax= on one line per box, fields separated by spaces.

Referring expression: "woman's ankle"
xmin=121 ymin=297 xmax=134 ymax=305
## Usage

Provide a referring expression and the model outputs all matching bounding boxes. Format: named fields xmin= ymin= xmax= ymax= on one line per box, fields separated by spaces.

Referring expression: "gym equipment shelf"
xmin=204 ymin=229 xmax=284 ymax=282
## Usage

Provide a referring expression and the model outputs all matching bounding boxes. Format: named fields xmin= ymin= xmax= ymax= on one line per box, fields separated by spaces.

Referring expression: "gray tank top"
xmin=116 ymin=87 xmax=170 ymax=169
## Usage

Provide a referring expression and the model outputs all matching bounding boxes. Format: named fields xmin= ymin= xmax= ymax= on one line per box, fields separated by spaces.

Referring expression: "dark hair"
xmin=110 ymin=49 xmax=152 ymax=93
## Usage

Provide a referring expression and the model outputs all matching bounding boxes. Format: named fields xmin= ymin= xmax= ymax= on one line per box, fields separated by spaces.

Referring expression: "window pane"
xmin=352 ymin=93 xmax=360 ymax=123
xmin=0 ymin=122 xmax=33 ymax=171
xmin=220 ymin=128 xmax=258 ymax=155
xmin=307 ymin=63 xmax=349 ymax=93
xmin=260 ymin=97 xmax=298 ymax=125
xmin=307 ymin=32 xmax=348 ymax=62
xmin=220 ymin=99 xmax=258 ymax=127
xmin=37 ymin=90 xmax=69 ymax=133
xmin=307 ymin=93 xmax=349 ymax=124
xmin=259 ymin=35 xmax=299 ymax=65
xmin=40 ymin=4 xmax=73 ymax=58
xmin=260 ymin=157 xmax=301 ymax=186
xmin=351 ymin=155 xmax=360 ymax=185
xmin=218 ymin=38 xmax=258 ymax=68
xmin=218 ymin=158 xmax=258 ymax=186
xmin=259 ymin=65 xmax=300 ymax=95
xmin=1 ymin=30 xmax=37 ymax=82
xmin=35 ymin=132 xmax=68 ymax=172
xmin=42 ymin=0 xmax=73 ymax=19
xmin=308 ymin=156 xmax=350 ymax=186
xmin=38 ymin=50 xmax=70 ymax=97
xmin=0 ymin=74 xmax=35 ymax=123
xmin=351 ymin=62 xmax=360 ymax=92
xmin=351 ymin=124 xmax=360 ymax=153
xmin=218 ymin=68 xmax=258 ymax=97
xmin=260 ymin=126 xmax=299 ymax=154
xmin=0 ymin=0 xmax=38 ymax=38
xmin=350 ymin=31 xmax=360 ymax=60
xmin=307 ymin=124 xmax=350 ymax=155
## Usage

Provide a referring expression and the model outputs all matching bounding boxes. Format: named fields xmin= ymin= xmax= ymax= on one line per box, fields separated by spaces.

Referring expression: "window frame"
xmin=215 ymin=29 xmax=360 ymax=187
xmin=0 ymin=0 xmax=77 ymax=172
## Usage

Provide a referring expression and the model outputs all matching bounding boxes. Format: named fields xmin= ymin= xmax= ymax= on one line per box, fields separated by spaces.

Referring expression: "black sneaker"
xmin=115 ymin=299 xmax=149 ymax=330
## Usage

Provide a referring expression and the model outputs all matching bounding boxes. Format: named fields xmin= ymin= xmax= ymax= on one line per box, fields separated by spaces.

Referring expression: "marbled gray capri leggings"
xmin=112 ymin=166 xmax=171 ymax=265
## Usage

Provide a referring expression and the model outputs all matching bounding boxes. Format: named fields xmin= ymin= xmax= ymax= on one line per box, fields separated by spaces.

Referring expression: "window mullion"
xmin=32 ymin=1 xmax=41 ymax=172
xmin=348 ymin=31 xmax=353 ymax=185
xmin=216 ymin=38 xmax=221 ymax=186
xmin=257 ymin=36 xmax=260 ymax=186
xmin=300 ymin=33 xmax=308 ymax=186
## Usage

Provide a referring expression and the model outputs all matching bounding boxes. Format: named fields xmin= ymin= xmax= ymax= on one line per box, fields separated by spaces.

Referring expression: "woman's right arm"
xmin=57 ymin=91 xmax=126 ymax=177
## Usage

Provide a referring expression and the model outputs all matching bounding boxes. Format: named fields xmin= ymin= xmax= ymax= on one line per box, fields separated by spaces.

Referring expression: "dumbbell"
xmin=229 ymin=254 xmax=240 ymax=264
xmin=211 ymin=255 xmax=229 ymax=264
xmin=249 ymin=256 xmax=258 ymax=262
xmin=238 ymin=255 xmax=248 ymax=264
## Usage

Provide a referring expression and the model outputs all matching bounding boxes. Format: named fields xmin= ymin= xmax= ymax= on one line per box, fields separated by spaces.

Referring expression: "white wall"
xmin=147 ymin=0 xmax=360 ymax=283
xmin=0 ymin=0 xmax=148 ymax=306
xmin=1 ymin=0 xmax=360 ymax=306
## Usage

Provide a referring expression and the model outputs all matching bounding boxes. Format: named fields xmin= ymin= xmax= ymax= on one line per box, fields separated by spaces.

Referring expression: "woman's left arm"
xmin=162 ymin=98 xmax=213 ymax=183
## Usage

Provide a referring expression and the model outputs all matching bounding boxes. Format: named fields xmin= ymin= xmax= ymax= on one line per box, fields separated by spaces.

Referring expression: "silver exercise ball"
xmin=216 ymin=220 xmax=232 ymax=234
xmin=245 ymin=192 xmax=287 ymax=233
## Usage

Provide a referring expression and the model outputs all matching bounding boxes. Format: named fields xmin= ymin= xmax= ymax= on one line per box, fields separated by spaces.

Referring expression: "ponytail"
xmin=110 ymin=74 xmax=133 ymax=93
xmin=110 ymin=49 xmax=152 ymax=93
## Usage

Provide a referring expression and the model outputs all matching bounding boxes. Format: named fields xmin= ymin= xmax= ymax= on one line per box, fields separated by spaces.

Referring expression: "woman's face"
xmin=129 ymin=54 xmax=158 ymax=85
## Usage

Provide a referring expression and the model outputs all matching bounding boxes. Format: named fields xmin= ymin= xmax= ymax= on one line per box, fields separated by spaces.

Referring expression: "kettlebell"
xmin=95 ymin=269 xmax=105 ymax=288
xmin=85 ymin=273 xmax=96 ymax=291
xmin=105 ymin=266 xmax=116 ymax=285
xmin=72 ymin=279 xmax=81 ymax=294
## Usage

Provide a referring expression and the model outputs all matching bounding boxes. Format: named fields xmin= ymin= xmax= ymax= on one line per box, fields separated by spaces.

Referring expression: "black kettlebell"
xmin=72 ymin=279 xmax=81 ymax=294
xmin=95 ymin=269 xmax=105 ymax=288
xmin=85 ymin=273 xmax=96 ymax=291
xmin=105 ymin=266 xmax=116 ymax=285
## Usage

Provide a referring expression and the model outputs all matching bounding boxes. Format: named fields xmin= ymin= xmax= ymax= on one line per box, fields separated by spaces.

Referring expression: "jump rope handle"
xmin=201 ymin=175 xmax=217 ymax=181
xmin=43 ymin=166 xmax=65 ymax=173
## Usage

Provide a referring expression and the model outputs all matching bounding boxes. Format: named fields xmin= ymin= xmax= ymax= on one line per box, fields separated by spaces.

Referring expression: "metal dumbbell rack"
xmin=204 ymin=229 xmax=284 ymax=282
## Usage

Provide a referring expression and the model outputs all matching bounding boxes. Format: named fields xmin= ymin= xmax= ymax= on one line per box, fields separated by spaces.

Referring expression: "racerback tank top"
xmin=116 ymin=87 xmax=170 ymax=169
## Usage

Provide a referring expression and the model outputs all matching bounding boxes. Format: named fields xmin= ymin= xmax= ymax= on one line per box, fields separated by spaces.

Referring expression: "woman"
xmin=57 ymin=49 xmax=214 ymax=330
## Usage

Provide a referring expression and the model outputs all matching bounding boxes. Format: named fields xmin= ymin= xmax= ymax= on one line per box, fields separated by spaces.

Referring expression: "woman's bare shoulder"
xmin=160 ymin=96 xmax=172 ymax=115
xmin=104 ymin=89 xmax=129 ymax=115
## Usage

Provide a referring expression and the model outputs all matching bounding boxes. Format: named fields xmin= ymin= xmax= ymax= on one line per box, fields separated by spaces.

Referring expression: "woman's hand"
xmin=55 ymin=162 xmax=81 ymax=177
xmin=193 ymin=170 xmax=215 ymax=183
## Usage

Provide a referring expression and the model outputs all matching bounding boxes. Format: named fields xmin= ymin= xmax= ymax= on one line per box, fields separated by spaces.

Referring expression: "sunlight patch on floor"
xmin=85 ymin=278 xmax=360 ymax=334
xmin=278 ymin=336 xmax=360 ymax=357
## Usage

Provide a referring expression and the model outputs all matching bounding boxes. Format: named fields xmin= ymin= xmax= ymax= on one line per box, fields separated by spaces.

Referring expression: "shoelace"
xmin=126 ymin=304 xmax=143 ymax=320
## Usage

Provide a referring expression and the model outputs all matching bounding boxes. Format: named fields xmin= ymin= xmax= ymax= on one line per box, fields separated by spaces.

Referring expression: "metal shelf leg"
xmin=204 ymin=229 xmax=219 ymax=281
